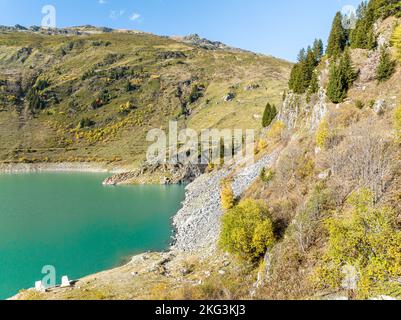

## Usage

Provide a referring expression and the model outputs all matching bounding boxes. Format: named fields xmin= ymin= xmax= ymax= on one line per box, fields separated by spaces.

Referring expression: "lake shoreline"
xmin=9 ymin=150 xmax=277 ymax=300
xmin=1 ymin=172 xmax=185 ymax=300
xmin=0 ymin=162 xmax=128 ymax=175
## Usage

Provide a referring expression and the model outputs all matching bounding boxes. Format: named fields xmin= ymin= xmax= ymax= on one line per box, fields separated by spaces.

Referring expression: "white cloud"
xmin=109 ymin=10 xmax=125 ymax=19
xmin=98 ymin=0 xmax=107 ymax=4
xmin=129 ymin=12 xmax=141 ymax=22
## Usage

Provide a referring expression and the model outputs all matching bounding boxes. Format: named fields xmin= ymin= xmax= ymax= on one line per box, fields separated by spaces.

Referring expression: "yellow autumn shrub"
xmin=395 ymin=105 xmax=401 ymax=142
xmin=315 ymin=189 xmax=401 ymax=299
xmin=267 ymin=121 xmax=285 ymax=142
xmin=221 ymin=179 xmax=235 ymax=210
xmin=219 ymin=199 xmax=275 ymax=262
xmin=316 ymin=118 xmax=330 ymax=149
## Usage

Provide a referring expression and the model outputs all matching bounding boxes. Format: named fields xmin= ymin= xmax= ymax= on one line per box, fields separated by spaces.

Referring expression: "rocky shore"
xmin=102 ymin=162 xmax=206 ymax=186
xmin=0 ymin=162 xmax=123 ymax=174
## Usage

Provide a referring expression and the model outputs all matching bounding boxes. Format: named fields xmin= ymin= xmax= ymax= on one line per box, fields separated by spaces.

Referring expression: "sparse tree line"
xmin=288 ymin=0 xmax=399 ymax=104
xmin=288 ymin=39 xmax=323 ymax=95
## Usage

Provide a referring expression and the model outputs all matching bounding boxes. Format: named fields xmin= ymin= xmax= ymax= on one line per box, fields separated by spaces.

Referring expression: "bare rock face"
xmin=373 ymin=99 xmax=387 ymax=115
xmin=358 ymin=50 xmax=381 ymax=83
xmin=279 ymin=87 xmax=327 ymax=132
xmin=375 ymin=16 xmax=398 ymax=47
xmin=310 ymin=88 xmax=328 ymax=131
xmin=279 ymin=92 xmax=302 ymax=129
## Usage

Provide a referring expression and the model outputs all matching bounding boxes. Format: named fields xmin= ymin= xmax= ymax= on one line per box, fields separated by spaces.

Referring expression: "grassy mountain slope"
xmin=0 ymin=29 xmax=291 ymax=168
xmin=11 ymin=1 xmax=401 ymax=301
xmin=241 ymin=14 xmax=401 ymax=299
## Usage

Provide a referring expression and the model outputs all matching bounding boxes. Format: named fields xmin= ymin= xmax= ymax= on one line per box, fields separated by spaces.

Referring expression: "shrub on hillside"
xmin=119 ymin=101 xmax=136 ymax=115
xmin=219 ymin=199 xmax=275 ymax=262
xmin=26 ymin=88 xmax=46 ymax=111
xmin=291 ymin=183 xmax=333 ymax=253
xmin=316 ymin=119 xmax=331 ymax=149
xmin=78 ymin=118 xmax=95 ymax=129
xmin=355 ymin=100 xmax=365 ymax=110
xmin=35 ymin=79 xmax=49 ymax=91
xmin=90 ymin=89 xmax=112 ymax=109
xmin=81 ymin=68 xmax=96 ymax=80
xmin=260 ymin=168 xmax=274 ymax=184
xmin=395 ymin=105 xmax=401 ymax=142
xmin=295 ymin=157 xmax=315 ymax=180
xmin=266 ymin=121 xmax=286 ymax=142
xmin=188 ymin=84 xmax=204 ymax=104
xmin=221 ymin=180 xmax=235 ymax=210
xmin=256 ymin=138 xmax=268 ymax=153
xmin=125 ymin=80 xmax=134 ymax=92
xmin=325 ymin=118 xmax=393 ymax=202
xmin=315 ymin=189 xmax=401 ymax=299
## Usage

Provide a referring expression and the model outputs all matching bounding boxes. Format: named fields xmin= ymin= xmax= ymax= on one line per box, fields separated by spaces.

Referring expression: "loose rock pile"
xmin=173 ymin=151 xmax=279 ymax=253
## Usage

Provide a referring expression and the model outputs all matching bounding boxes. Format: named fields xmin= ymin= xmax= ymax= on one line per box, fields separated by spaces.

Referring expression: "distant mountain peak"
xmin=170 ymin=33 xmax=250 ymax=53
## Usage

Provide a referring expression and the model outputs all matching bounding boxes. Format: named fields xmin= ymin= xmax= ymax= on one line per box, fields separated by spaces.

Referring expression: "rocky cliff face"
xmin=279 ymin=85 xmax=327 ymax=132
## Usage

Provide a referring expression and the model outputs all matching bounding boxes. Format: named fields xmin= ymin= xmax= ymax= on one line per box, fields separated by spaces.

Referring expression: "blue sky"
xmin=0 ymin=0 xmax=363 ymax=61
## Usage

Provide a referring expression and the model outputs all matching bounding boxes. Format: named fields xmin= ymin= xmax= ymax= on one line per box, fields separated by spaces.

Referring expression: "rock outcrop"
xmin=172 ymin=34 xmax=251 ymax=53
xmin=102 ymin=162 xmax=206 ymax=186
xmin=279 ymin=87 xmax=327 ymax=132
xmin=309 ymin=87 xmax=328 ymax=131
xmin=279 ymin=92 xmax=302 ymax=129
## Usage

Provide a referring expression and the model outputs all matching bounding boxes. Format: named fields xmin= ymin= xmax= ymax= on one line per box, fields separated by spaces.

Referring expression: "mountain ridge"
xmin=0 ymin=24 xmax=280 ymax=57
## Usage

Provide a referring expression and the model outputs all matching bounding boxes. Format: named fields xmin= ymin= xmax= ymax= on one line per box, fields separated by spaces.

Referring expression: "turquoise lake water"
xmin=0 ymin=173 xmax=185 ymax=299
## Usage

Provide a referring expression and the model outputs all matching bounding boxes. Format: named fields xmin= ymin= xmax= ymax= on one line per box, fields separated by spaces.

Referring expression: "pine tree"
xmin=326 ymin=12 xmax=348 ymax=58
xmin=376 ymin=45 xmax=396 ymax=82
xmin=297 ymin=48 xmax=306 ymax=62
xmin=308 ymin=71 xmax=319 ymax=96
xmin=327 ymin=49 xmax=357 ymax=103
xmin=327 ymin=63 xmax=345 ymax=103
xmin=313 ymin=39 xmax=324 ymax=62
xmin=340 ymin=49 xmax=357 ymax=87
xmin=288 ymin=63 xmax=304 ymax=93
xmin=262 ymin=103 xmax=277 ymax=128
xmin=350 ymin=2 xmax=376 ymax=50
xmin=370 ymin=0 xmax=401 ymax=18
xmin=349 ymin=0 xmax=401 ymax=49
xmin=305 ymin=47 xmax=318 ymax=80
xmin=288 ymin=45 xmax=319 ymax=94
